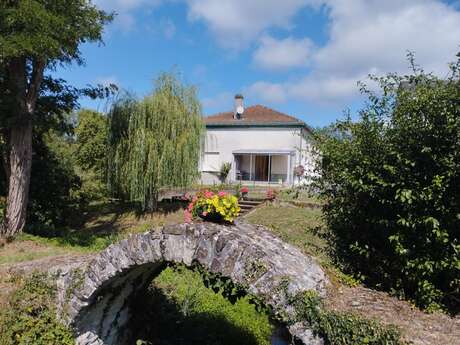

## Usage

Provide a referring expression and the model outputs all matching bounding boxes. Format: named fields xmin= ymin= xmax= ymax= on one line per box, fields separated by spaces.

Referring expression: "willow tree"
xmin=108 ymin=73 xmax=204 ymax=210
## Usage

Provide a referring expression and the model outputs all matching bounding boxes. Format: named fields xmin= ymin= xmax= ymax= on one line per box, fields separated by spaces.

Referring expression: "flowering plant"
xmin=294 ymin=165 xmax=305 ymax=177
xmin=184 ymin=190 xmax=240 ymax=223
xmin=266 ymin=189 xmax=277 ymax=200
xmin=241 ymin=186 xmax=249 ymax=194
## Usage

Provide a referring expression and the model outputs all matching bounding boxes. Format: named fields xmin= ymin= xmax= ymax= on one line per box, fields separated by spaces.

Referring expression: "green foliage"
xmin=288 ymin=291 xmax=404 ymax=345
xmin=75 ymin=109 xmax=108 ymax=174
xmin=0 ymin=128 xmax=82 ymax=232
xmin=74 ymin=109 xmax=109 ymax=200
xmin=132 ymin=265 xmax=273 ymax=345
xmin=0 ymin=0 xmax=111 ymax=62
xmin=315 ymin=53 xmax=460 ymax=313
xmin=26 ymin=132 xmax=81 ymax=231
xmin=0 ymin=0 xmax=115 ymax=238
xmin=0 ymin=273 xmax=74 ymax=345
xmin=219 ymin=162 xmax=232 ymax=182
xmin=108 ymin=73 xmax=204 ymax=210
xmin=0 ymin=0 xmax=114 ymax=129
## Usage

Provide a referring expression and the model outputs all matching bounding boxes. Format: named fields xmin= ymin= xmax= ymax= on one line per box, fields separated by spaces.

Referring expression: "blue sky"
xmin=56 ymin=0 xmax=460 ymax=127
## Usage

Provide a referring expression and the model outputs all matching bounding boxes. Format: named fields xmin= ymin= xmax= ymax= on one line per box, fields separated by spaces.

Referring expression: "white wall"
xmin=200 ymin=127 xmax=314 ymax=185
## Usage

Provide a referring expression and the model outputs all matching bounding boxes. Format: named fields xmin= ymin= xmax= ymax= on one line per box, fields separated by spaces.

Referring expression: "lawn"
xmin=0 ymin=201 xmax=187 ymax=264
xmin=245 ymin=204 xmax=329 ymax=264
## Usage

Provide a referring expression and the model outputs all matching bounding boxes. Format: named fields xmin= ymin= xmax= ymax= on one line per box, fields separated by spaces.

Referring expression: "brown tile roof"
xmin=204 ymin=105 xmax=307 ymax=127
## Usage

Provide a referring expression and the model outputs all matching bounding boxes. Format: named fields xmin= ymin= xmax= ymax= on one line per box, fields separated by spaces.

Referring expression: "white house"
xmin=200 ymin=95 xmax=315 ymax=185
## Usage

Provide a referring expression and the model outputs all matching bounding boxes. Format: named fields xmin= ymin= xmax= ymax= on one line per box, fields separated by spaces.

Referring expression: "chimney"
xmin=233 ymin=94 xmax=244 ymax=120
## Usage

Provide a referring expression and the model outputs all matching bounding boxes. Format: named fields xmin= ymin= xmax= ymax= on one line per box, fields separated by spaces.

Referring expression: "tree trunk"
xmin=0 ymin=57 xmax=44 ymax=239
xmin=2 ymin=121 xmax=32 ymax=238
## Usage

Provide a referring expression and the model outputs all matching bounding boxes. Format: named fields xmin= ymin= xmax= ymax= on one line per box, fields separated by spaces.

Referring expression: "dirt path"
xmin=326 ymin=285 xmax=460 ymax=345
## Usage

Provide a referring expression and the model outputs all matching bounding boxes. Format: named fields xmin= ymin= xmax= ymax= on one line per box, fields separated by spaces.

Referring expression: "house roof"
xmin=204 ymin=105 xmax=310 ymax=131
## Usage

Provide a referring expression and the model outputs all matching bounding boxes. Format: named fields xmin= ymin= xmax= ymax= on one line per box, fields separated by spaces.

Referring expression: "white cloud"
xmin=248 ymin=0 xmax=460 ymax=105
xmin=253 ymin=35 xmax=313 ymax=71
xmin=93 ymin=0 xmax=162 ymax=31
xmin=313 ymin=0 xmax=460 ymax=77
xmin=185 ymin=0 xmax=310 ymax=49
xmin=246 ymin=81 xmax=288 ymax=103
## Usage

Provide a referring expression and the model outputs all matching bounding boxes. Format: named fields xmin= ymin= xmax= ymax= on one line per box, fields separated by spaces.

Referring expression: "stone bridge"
xmin=55 ymin=221 xmax=328 ymax=345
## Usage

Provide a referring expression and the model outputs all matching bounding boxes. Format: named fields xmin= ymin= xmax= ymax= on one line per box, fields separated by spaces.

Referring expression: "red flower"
xmin=204 ymin=190 xmax=214 ymax=198
xmin=241 ymin=187 xmax=249 ymax=193
xmin=266 ymin=189 xmax=276 ymax=200
xmin=184 ymin=210 xmax=192 ymax=223
xmin=218 ymin=191 xmax=226 ymax=197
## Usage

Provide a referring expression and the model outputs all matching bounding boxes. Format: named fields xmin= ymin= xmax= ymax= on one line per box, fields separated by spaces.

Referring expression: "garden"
xmin=0 ymin=2 xmax=459 ymax=344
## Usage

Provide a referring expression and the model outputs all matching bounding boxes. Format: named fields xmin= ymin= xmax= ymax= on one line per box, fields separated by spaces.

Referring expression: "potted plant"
xmin=294 ymin=165 xmax=305 ymax=183
xmin=241 ymin=186 xmax=249 ymax=199
xmin=266 ymin=189 xmax=277 ymax=201
xmin=185 ymin=190 xmax=240 ymax=224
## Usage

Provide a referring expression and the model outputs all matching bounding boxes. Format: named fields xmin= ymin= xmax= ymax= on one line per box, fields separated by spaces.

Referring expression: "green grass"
xmin=245 ymin=204 xmax=361 ymax=286
xmin=0 ymin=245 xmax=70 ymax=265
xmin=132 ymin=265 xmax=274 ymax=345
xmin=0 ymin=201 xmax=186 ymax=265
xmin=276 ymin=188 xmax=322 ymax=204
xmin=246 ymin=204 xmax=328 ymax=262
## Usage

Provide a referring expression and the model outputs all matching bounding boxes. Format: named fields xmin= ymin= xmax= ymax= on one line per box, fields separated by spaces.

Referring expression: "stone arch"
xmin=57 ymin=222 xmax=328 ymax=345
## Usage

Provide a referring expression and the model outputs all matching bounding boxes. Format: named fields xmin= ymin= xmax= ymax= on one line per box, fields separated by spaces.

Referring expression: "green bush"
xmin=315 ymin=54 xmax=460 ymax=313
xmin=0 ymin=273 xmax=74 ymax=345
xmin=26 ymin=134 xmax=82 ymax=233
xmin=290 ymin=291 xmax=404 ymax=345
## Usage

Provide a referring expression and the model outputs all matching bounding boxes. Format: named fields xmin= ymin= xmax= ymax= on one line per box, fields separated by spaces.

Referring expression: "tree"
xmin=74 ymin=109 xmax=109 ymax=200
xmin=108 ymin=73 xmax=204 ymax=210
xmin=0 ymin=1 xmax=112 ymax=238
xmin=315 ymin=53 xmax=460 ymax=312
xmin=75 ymin=109 xmax=108 ymax=174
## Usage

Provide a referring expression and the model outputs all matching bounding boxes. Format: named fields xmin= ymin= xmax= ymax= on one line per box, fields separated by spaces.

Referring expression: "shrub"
xmin=220 ymin=162 xmax=232 ymax=183
xmin=0 ymin=273 xmax=74 ymax=345
xmin=289 ymin=291 xmax=404 ymax=345
xmin=185 ymin=190 xmax=240 ymax=223
xmin=26 ymin=133 xmax=82 ymax=232
xmin=315 ymin=54 xmax=460 ymax=313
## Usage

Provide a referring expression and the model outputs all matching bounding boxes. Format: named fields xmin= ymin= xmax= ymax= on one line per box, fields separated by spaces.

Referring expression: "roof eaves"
xmin=206 ymin=121 xmax=306 ymax=128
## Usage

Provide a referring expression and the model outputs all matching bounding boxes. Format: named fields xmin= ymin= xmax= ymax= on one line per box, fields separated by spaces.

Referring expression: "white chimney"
xmin=233 ymin=94 xmax=244 ymax=120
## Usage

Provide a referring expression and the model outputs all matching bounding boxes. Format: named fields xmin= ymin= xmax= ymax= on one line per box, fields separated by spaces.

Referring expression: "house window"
xmin=202 ymin=152 xmax=220 ymax=172
xmin=206 ymin=134 xmax=218 ymax=152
